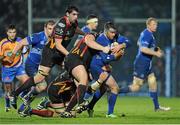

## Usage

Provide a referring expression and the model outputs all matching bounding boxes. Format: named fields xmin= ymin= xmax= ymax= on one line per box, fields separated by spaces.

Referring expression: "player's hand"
xmin=114 ymin=49 xmax=125 ymax=59
xmin=103 ymin=46 xmax=110 ymax=54
xmin=111 ymin=43 xmax=126 ymax=54
xmin=3 ymin=54 xmax=16 ymax=63
xmin=156 ymin=50 xmax=164 ymax=58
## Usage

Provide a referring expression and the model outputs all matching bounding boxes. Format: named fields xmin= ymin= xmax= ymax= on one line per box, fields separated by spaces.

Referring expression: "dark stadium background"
xmin=0 ymin=0 xmax=179 ymax=97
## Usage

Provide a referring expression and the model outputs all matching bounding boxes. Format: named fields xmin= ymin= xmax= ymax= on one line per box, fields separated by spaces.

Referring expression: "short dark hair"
xmin=44 ymin=20 xmax=55 ymax=27
xmin=65 ymin=5 xmax=79 ymax=14
xmin=104 ymin=22 xmax=116 ymax=32
xmin=87 ymin=14 xmax=97 ymax=20
xmin=6 ymin=24 xmax=16 ymax=32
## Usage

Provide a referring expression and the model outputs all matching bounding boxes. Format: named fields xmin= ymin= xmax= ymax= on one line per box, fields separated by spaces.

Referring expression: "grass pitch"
xmin=0 ymin=96 xmax=180 ymax=124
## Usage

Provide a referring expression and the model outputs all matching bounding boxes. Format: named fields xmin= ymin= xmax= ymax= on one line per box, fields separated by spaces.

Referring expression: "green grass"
xmin=0 ymin=96 xmax=180 ymax=124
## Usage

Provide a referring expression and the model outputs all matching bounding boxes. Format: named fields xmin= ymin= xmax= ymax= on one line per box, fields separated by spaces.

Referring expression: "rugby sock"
xmin=84 ymin=86 xmax=94 ymax=100
xmin=65 ymin=84 xmax=87 ymax=112
xmin=150 ymin=91 xmax=159 ymax=109
xmin=26 ymin=87 xmax=39 ymax=102
xmin=31 ymin=109 xmax=54 ymax=117
xmin=5 ymin=96 xmax=10 ymax=107
xmin=88 ymin=90 xmax=101 ymax=110
xmin=84 ymin=92 xmax=94 ymax=100
xmin=108 ymin=92 xmax=117 ymax=115
xmin=19 ymin=90 xmax=29 ymax=98
xmin=119 ymin=86 xmax=130 ymax=94
xmin=13 ymin=77 xmax=36 ymax=96
xmin=31 ymin=87 xmax=39 ymax=96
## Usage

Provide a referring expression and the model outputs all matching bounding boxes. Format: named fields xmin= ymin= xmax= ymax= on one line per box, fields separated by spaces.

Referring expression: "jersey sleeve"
xmin=0 ymin=41 xmax=4 ymax=56
xmin=26 ymin=33 xmax=41 ymax=45
xmin=53 ymin=18 xmax=67 ymax=39
xmin=117 ymin=35 xmax=131 ymax=48
xmin=99 ymin=52 xmax=115 ymax=63
xmin=22 ymin=46 xmax=29 ymax=54
xmin=76 ymin=26 xmax=90 ymax=42
xmin=139 ymin=32 xmax=151 ymax=48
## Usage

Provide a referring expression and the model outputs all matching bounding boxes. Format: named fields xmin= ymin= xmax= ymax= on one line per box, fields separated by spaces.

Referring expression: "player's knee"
xmin=79 ymin=74 xmax=88 ymax=85
xmin=34 ymin=71 xmax=47 ymax=83
xmin=4 ymin=83 xmax=12 ymax=92
xmin=36 ymin=81 xmax=47 ymax=92
xmin=110 ymin=84 xmax=119 ymax=94
xmin=129 ymin=78 xmax=143 ymax=92
xmin=129 ymin=84 xmax=140 ymax=92
xmin=148 ymin=74 xmax=157 ymax=91
xmin=99 ymin=72 xmax=109 ymax=83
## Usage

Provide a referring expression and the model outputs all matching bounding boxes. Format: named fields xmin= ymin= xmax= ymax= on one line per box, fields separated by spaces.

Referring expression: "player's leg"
xmin=19 ymin=59 xmax=39 ymax=101
xmin=119 ymin=63 xmax=145 ymax=94
xmin=84 ymin=63 xmax=110 ymax=101
xmin=11 ymin=46 xmax=54 ymax=98
xmin=84 ymin=72 xmax=109 ymax=101
xmin=1 ymin=66 xmax=16 ymax=110
xmin=87 ymin=84 xmax=107 ymax=117
xmin=65 ymin=65 xmax=88 ymax=113
xmin=3 ymin=82 xmax=12 ymax=112
xmin=129 ymin=76 xmax=144 ymax=92
xmin=148 ymin=73 xmax=170 ymax=111
xmin=89 ymin=65 xmax=111 ymax=93
xmin=13 ymin=65 xmax=50 ymax=97
xmin=105 ymin=75 xmax=119 ymax=117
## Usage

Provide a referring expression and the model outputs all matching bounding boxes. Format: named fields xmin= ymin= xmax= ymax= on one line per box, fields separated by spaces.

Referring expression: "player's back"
xmin=135 ymin=29 xmax=156 ymax=63
xmin=77 ymin=26 xmax=91 ymax=40
xmin=26 ymin=31 xmax=47 ymax=64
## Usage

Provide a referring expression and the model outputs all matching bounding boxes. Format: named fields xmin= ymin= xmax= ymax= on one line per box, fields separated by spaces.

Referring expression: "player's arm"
xmin=75 ymin=27 xmax=85 ymax=35
xmin=55 ymin=38 xmax=69 ymax=56
xmin=0 ymin=41 xmax=4 ymax=61
xmin=3 ymin=38 xmax=29 ymax=63
xmin=111 ymin=43 xmax=126 ymax=54
xmin=54 ymin=20 xmax=69 ymax=56
xmin=140 ymin=47 xmax=163 ymax=58
xmin=111 ymin=36 xmax=130 ymax=54
xmin=140 ymin=34 xmax=163 ymax=58
xmin=12 ymin=38 xmax=29 ymax=55
xmin=84 ymin=34 xmax=110 ymax=53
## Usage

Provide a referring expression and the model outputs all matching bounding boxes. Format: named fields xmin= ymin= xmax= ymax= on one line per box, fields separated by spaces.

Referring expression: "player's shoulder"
xmin=117 ymin=35 xmax=129 ymax=43
xmin=142 ymin=29 xmax=152 ymax=36
xmin=36 ymin=31 xmax=45 ymax=38
xmin=96 ymin=33 xmax=105 ymax=41
xmin=16 ymin=37 xmax=22 ymax=42
xmin=56 ymin=17 xmax=67 ymax=28
xmin=0 ymin=38 xmax=8 ymax=43
xmin=81 ymin=26 xmax=90 ymax=33
xmin=0 ymin=38 xmax=9 ymax=46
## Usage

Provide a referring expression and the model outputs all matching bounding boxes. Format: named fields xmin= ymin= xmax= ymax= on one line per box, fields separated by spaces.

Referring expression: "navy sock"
xmin=108 ymin=92 xmax=117 ymax=115
xmin=14 ymin=77 xmax=35 ymax=96
xmin=119 ymin=86 xmax=130 ymax=94
xmin=88 ymin=90 xmax=103 ymax=110
xmin=5 ymin=96 xmax=10 ymax=107
xmin=150 ymin=91 xmax=159 ymax=109
xmin=65 ymin=84 xmax=87 ymax=112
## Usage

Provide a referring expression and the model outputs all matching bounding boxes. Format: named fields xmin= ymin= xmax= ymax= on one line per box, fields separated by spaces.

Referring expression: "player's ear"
xmin=66 ymin=12 xmax=70 ymax=17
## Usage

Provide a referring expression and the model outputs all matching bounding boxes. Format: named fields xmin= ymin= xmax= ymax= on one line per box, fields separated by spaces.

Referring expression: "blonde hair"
xmin=146 ymin=17 xmax=158 ymax=26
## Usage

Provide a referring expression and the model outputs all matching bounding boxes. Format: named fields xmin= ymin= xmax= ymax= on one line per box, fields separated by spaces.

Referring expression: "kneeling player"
xmin=19 ymin=71 xmax=77 ymax=117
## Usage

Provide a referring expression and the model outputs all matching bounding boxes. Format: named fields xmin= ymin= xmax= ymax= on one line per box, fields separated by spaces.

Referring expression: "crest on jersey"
xmin=58 ymin=23 xmax=65 ymax=27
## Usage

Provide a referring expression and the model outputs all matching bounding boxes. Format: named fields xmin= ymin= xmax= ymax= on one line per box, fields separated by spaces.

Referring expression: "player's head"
xmin=104 ymin=22 xmax=117 ymax=40
xmin=146 ymin=17 xmax=158 ymax=32
xmin=44 ymin=20 xmax=55 ymax=37
xmin=86 ymin=14 xmax=98 ymax=30
xmin=65 ymin=5 xmax=79 ymax=23
xmin=6 ymin=24 xmax=17 ymax=41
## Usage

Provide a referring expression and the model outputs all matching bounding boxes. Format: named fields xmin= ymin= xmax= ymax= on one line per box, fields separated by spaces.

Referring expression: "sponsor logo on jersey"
xmin=58 ymin=23 xmax=65 ymax=27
